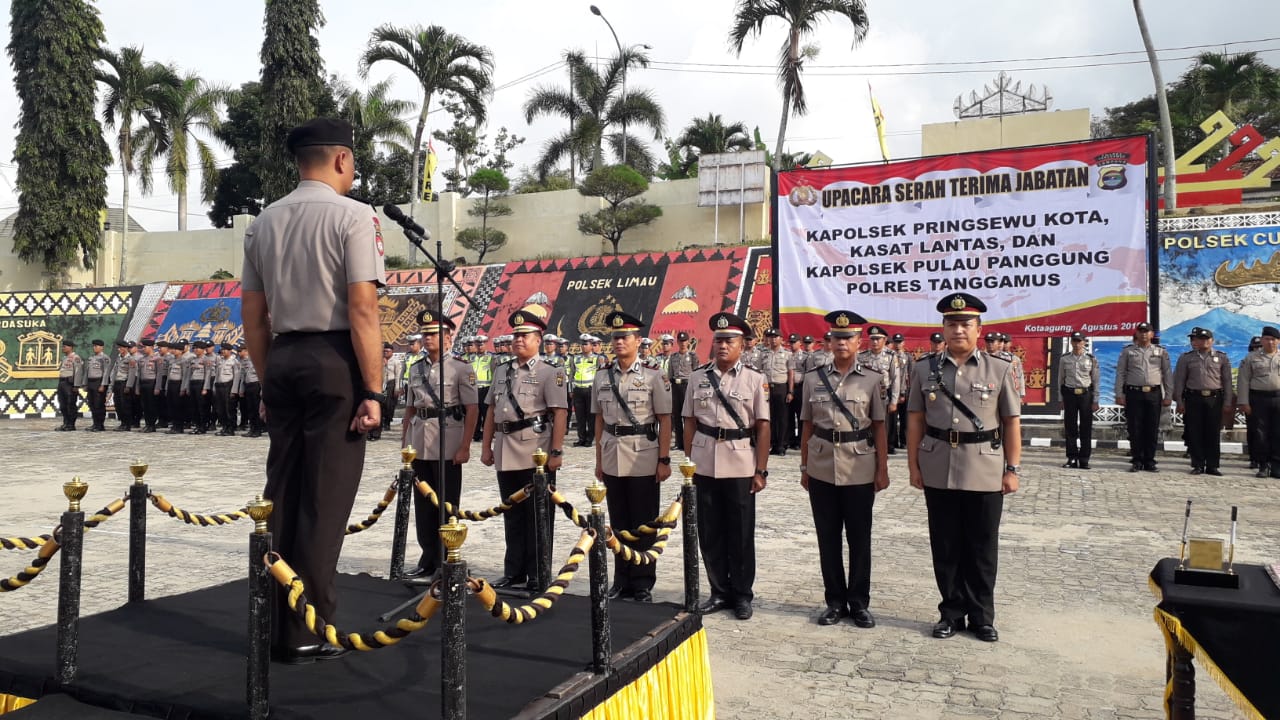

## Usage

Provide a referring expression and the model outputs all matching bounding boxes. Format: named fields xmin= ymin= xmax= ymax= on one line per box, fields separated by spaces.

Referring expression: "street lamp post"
xmin=589 ymin=5 xmax=626 ymax=165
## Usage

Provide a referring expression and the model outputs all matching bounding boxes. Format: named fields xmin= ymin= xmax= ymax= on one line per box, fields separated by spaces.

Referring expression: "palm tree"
xmin=523 ymin=49 xmax=665 ymax=180
xmin=96 ymin=46 xmax=179 ymax=274
xmin=133 ymin=73 xmax=228 ymax=230
xmin=1183 ymin=51 xmax=1280 ymax=120
xmin=729 ymin=0 xmax=869 ymax=172
xmin=358 ymin=24 xmax=493 ymax=227
xmin=671 ymin=113 xmax=753 ymax=175
xmin=339 ymin=78 xmax=415 ymax=197
xmin=1133 ymin=0 xmax=1176 ymax=210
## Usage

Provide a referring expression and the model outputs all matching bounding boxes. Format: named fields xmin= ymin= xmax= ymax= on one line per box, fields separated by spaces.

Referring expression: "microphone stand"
xmin=398 ymin=225 xmax=478 ymax=310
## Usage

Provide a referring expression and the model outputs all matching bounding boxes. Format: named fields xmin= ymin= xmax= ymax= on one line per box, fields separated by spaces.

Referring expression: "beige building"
xmin=921 ymin=108 xmax=1091 ymax=156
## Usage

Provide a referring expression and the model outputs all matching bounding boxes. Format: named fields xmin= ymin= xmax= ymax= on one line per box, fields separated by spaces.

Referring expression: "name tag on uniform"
xmin=698 ymin=381 xmax=710 ymax=388
xmin=521 ymin=378 xmax=539 ymax=385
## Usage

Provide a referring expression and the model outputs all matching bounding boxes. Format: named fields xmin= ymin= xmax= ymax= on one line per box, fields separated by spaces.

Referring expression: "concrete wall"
xmin=921 ymin=108 xmax=1091 ymax=156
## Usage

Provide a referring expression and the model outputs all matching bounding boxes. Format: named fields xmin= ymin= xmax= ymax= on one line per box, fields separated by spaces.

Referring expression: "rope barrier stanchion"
xmin=549 ymin=490 xmax=589 ymax=529
xmin=417 ymin=479 xmax=531 ymax=521
xmin=531 ymin=448 xmax=553 ymax=593
xmin=586 ymin=478 xmax=611 ymax=674
xmin=128 ymin=459 xmax=149 ymax=603
xmin=679 ymin=458 xmax=700 ymax=614
xmin=439 ymin=518 xmax=468 ymax=720
xmin=245 ymin=495 xmax=273 ymax=720
xmin=347 ymin=480 xmax=398 ymax=536
xmin=0 ymin=533 xmax=60 ymax=592
xmin=56 ymin=477 xmax=88 ymax=685
xmin=390 ymin=447 xmax=415 ymax=580
xmin=469 ymin=529 xmax=593 ymax=624
xmin=147 ymin=494 xmax=248 ymax=526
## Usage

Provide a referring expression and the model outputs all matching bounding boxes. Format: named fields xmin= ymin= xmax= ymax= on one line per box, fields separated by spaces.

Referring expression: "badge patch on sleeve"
xmin=372 ymin=216 xmax=385 ymax=256
xmin=556 ymin=372 xmax=565 ymax=387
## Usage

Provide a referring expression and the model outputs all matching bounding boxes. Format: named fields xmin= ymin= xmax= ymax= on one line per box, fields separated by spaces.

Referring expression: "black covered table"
xmin=1150 ymin=558 xmax=1280 ymax=719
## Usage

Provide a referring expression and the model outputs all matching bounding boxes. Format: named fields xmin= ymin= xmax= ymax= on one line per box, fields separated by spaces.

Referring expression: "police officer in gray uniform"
xmin=666 ymin=331 xmax=699 ymax=452
xmin=760 ymin=328 xmax=794 ymax=456
xmin=800 ymin=311 xmax=888 ymax=628
xmin=1239 ymin=326 xmax=1280 ymax=478
xmin=111 ymin=340 xmax=137 ymax=431
xmin=212 ymin=342 xmax=240 ymax=435
xmin=231 ymin=344 xmax=265 ymax=437
xmin=84 ymin=339 xmax=111 ymax=431
xmin=1115 ymin=322 xmax=1171 ymax=472
xmin=1173 ymin=327 xmax=1234 ymax=476
xmin=859 ymin=326 xmax=901 ymax=454
xmin=592 ymin=311 xmax=672 ymax=602
xmin=164 ymin=341 xmax=191 ymax=433
xmin=241 ymin=117 xmax=387 ymax=664
xmin=55 ymin=340 xmax=85 ymax=430
xmin=480 ymin=311 xmax=569 ymax=591
xmin=1059 ymin=332 xmax=1100 ymax=469
xmin=907 ymin=293 xmax=1021 ymax=643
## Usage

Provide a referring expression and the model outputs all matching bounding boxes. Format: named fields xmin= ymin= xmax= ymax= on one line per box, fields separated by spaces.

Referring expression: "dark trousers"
xmin=768 ymin=384 xmax=789 ymax=452
xmin=694 ymin=474 xmax=756 ymax=603
xmin=1246 ymin=409 xmax=1264 ymax=465
xmin=112 ymin=380 xmax=133 ymax=427
xmin=1124 ymin=386 xmax=1162 ymax=464
xmin=412 ymin=458 xmax=462 ymax=573
xmin=807 ymin=478 xmax=874 ymax=611
xmin=924 ymin=487 xmax=1003 ymax=626
xmin=1253 ymin=392 xmax=1280 ymax=476
xmin=166 ymin=382 xmax=185 ymax=430
xmin=243 ymin=381 xmax=264 ymax=433
xmin=202 ymin=386 xmax=215 ymax=428
xmin=263 ymin=332 xmax=366 ymax=650
xmin=1062 ymin=387 xmax=1093 ymax=461
xmin=573 ymin=388 xmax=594 ymax=445
xmin=189 ymin=386 xmax=207 ymax=431
xmin=884 ymin=406 xmax=899 ymax=451
xmin=156 ymin=379 xmax=170 ymax=426
xmin=474 ymin=387 xmax=490 ymax=441
xmin=56 ymin=378 xmax=79 ymax=427
xmin=788 ymin=383 xmax=804 ymax=447
xmin=603 ymin=473 xmax=659 ymax=593
xmin=381 ymin=381 xmax=398 ymax=431
xmin=497 ymin=468 xmax=557 ymax=581
xmin=139 ymin=380 xmax=158 ymax=428
xmin=671 ymin=381 xmax=688 ymax=450
xmin=85 ymin=379 xmax=107 ymax=428
xmin=214 ymin=381 xmax=234 ymax=431
xmin=897 ymin=402 xmax=908 ymax=448
xmin=1182 ymin=391 xmax=1224 ymax=470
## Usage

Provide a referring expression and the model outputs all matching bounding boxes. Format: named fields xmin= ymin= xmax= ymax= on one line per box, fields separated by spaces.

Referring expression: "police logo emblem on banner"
xmin=1095 ymin=152 xmax=1130 ymax=191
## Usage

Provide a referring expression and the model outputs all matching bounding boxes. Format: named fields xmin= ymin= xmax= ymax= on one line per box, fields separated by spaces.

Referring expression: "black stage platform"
xmin=0 ymin=573 xmax=699 ymax=719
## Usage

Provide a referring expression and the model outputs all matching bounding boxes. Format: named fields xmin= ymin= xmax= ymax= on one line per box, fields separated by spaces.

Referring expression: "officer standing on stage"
xmin=381 ymin=342 xmax=403 ymax=433
xmin=1239 ymin=327 xmax=1280 ymax=478
xmin=231 ymin=344 xmax=265 ymax=438
xmin=570 ymin=334 xmax=601 ymax=447
xmin=212 ymin=342 xmax=239 ymax=435
xmin=1058 ymin=332 xmax=1099 ymax=469
xmin=859 ymin=326 xmax=901 ymax=454
xmin=240 ymin=117 xmax=387 ymax=664
xmin=684 ymin=312 xmax=770 ymax=620
xmin=111 ymin=340 xmax=137 ymax=431
xmin=800 ymin=311 xmax=888 ymax=628
xmin=760 ymin=328 xmax=794 ymax=456
xmin=401 ymin=310 xmax=479 ymax=582
xmin=1115 ymin=322 xmax=1171 ymax=473
xmin=667 ymin=332 xmax=698 ymax=452
xmin=592 ymin=311 xmax=672 ymax=602
xmin=55 ymin=340 xmax=85 ymax=431
xmin=480 ymin=311 xmax=569 ymax=591
xmin=907 ymin=293 xmax=1021 ymax=643
xmin=1173 ymin=328 xmax=1234 ymax=476
xmin=83 ymin=339 xmax=110 ymax=432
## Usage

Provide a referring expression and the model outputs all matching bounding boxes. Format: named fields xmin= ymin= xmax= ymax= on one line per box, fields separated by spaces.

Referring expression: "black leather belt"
xmin=1124 ymin=384 xmax=1160 ymax=393
xmin=925 ymin=425 xmax=1001 ymax=448
xmin=498 ymin=414 xmax=549 ymax=433
xmin=1061 ymin=385 xmax=1091 ymax=396
xmin=1249 ymin=389 xmax=1280 ymax=398
xmin=696 ymin=421 xmax=751 ymax=441
xmin=605 ymin=422 xmax=657 ymax=437
xmin=814 ymin=425 xmax=872 ymax=444
xmin=1184 ymin=389 xmax=1223 ymax=398
xmin=416 ymin=405 xmax=463 ymax=419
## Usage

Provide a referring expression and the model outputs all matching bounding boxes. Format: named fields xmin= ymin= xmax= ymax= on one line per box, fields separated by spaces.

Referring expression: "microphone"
xmin=382 ymin=204 xmax=429 ymax=239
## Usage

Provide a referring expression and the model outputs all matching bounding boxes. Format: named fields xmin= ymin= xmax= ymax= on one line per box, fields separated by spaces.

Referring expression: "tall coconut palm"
xmin=671 ymin=113 xmax=753 ymax=175
xmin=1184 ymin=51 xmax=1280 ymax=120
xmin=134 ymin=73 xmax=228 ymax=230
xmin=1133 ymin=0 xmax=1176 ymax=210
xmin=96 ymin=45 xmax=179 ymax=274
xmin=523 ymin=49 xmax=665 ymax=180
xmin=358 ymin=24 xmax=493 ymax=228
xmin=729 ymin=0 xmax=868 ymax=172
xmin=339 ymin=77 xmax=415 ymax=198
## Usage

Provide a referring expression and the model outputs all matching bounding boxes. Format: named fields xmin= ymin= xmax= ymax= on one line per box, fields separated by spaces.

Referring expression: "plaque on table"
xmin=1174 ymin=503 xmax=1240 ymax=589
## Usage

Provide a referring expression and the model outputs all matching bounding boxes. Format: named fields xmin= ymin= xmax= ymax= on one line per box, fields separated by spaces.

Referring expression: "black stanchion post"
xmin=246 ymin=495 xmax=274 ymax=720
xmin=55 ymin=477 xmax=88 ymax=685
xmin=586 ymin=478 xmax=611 ymax=674
xmin=390 ymin=446 xmax=416 ymax=580
xmin=439 ymin=518 xmax=468 ymax=720
xmin=679 ymin=458 xmax=699 ymax=614
xmin=532 ymin=448 xmax=552 ymax=592
xmin=127 ymin=459 xmax=149 ymax=603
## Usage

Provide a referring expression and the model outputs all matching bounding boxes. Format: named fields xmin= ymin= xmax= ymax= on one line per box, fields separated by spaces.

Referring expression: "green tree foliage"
xmin=208 ymin=82 xmax=264 ymax=227
xmin=523 ymin=49 xmax=665 ymax=181
xmin=659 ymin=113 xmax=754 ymax=179
xmin=134 ymin=73 xmax=227 ymax=230
xmin=514 ymin=168 xmax=574 ymax=194
xmin=433 ymin=109 xmax=526 ymax=196
xmin=456 ymin=168 xmax=512 ymax=262
xmin=338 ymin=77 xmax=414 ymax=204
xmin=258 ymin=0 xmax=327 ymax=203
xmin=729 ymin=0 xmax=869 ymax=172
xmin=577 ymin=165 xmax=662 ymax=255
xmin=7 ymin=0 xmax=113 ymax=281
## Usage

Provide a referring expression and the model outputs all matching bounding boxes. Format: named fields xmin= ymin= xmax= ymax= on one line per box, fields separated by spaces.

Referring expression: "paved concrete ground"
xmin=2 ymin=419 xmax=1274 ymax=719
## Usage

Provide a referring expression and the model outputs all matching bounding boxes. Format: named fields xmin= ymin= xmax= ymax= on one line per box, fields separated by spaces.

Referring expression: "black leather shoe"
xmin=142 ymin=427 xmax=156 ymax=433
xmin=1128 ymin=463 xmax=1141 ymax=473
xmin=631 ymin=589 xmax=653 ymax=603
xmin=1257 ymin=468 xmax=1270 ymax=478
xmin=1205 ymin=468 xmax=1223 ymax=476
xmin=1062 ymin=459 xmax=1077 ymax=468
xmin=851 ymin=609 xmax=876 ymax=628
xmin=1078 ymin=460 xmax=1090 ymax=470
xmin=971 ymin=624 xmax=999 ymax=642
xmin=606 ymin=584 xmax=629 ymax=600
xmin=1143 ymin=462 xmax=1158 ymax=472
xmin=733 ymin=601 xmax=753 ymax=620
xmin=698 ymin=596 xmax=731 ymax=614
xmin=932 ymin=617 xmax=964 ymax=639
xmin=492 ymin=575 xmax=527 ymax=589
xmin=817 ymin=606 xmax=846 ymax=626
xmin=1190 ymin=467 xmax=1203 ymax=475
xmin=280 ymin=643 xmax=350 ymax=664
xmin=1248 ymin=460 xmax=1259 ymax=469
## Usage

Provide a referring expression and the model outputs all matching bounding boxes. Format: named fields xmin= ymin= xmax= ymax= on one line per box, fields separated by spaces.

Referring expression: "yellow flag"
xmin=421 ymin=141 xmax=439 ymax=200
xmin=869 ymin=83 xmax=890 ymax=163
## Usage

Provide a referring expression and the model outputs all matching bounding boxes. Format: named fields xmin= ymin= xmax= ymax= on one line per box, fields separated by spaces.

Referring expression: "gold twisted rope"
xmin=469 ymin=529 xmax=594 ymax=624
xmin=148 ymin=493 xmax=248 ymax=526
xmin=345 ymin=480 xmax=399 ymax=535
xmin=0 ymin=531 xmax=60 ymax=592
xmin=415 ymin=480 xmax=531 ymax=522
xmin=265 ymin=553 xmax=441 ymax=650
xmin=613 ymin=497 xmax=683 ymax=542
xmin=605 ymin=525 xmax=673 ymax=566
xmin=548 ymin=490 xmax=588 ymax=529
xmin=1 ymin=535 xmax=52 ymax=551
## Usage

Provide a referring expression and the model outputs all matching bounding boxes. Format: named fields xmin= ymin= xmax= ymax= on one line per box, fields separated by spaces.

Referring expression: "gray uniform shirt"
xmin=241 ymin=180 xmax=387 ymax=332
xmin=113 ymin=351 xmax=138 ymax=389
xmin=1059 ymin=351 xmax=1100 ymax=402
xmin=1173 ymin=349 xmax=1234 ymax=405
xmin=1114 ymin=343 xmax=1172 ymax=400
xmin=59 ymin=352 xmax=85 ymax=386
xmin=683 ymin=361 xmax=770 ymax=478
xmin=1237 ymin=349 xmax=1280 ymax=406
xmin=592 ymin=361 xmax=672 ymax=477
xmin=759 ymin=347 xmax=793 ymax=385
xmin=489 ymin=356 xmax=569 ymax=472
xmin=85 ymin=352 xmax=110 ymax=387
xmin=858 ymin=348 xmax=901 ymax=401
xmin=800 ymin=363 xmax=885 ymax=486
xmin=215 ymin=355 xmax=239 ymax=384
xmin=405 ymin=356 xmax=478 ymax=461
xmin=232 ymin=355 xmax=260 ymax=394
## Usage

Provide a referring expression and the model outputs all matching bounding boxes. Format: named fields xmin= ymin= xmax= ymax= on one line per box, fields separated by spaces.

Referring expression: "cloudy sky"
xmin=1 ymin=0 xmax=1277 ymax=231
